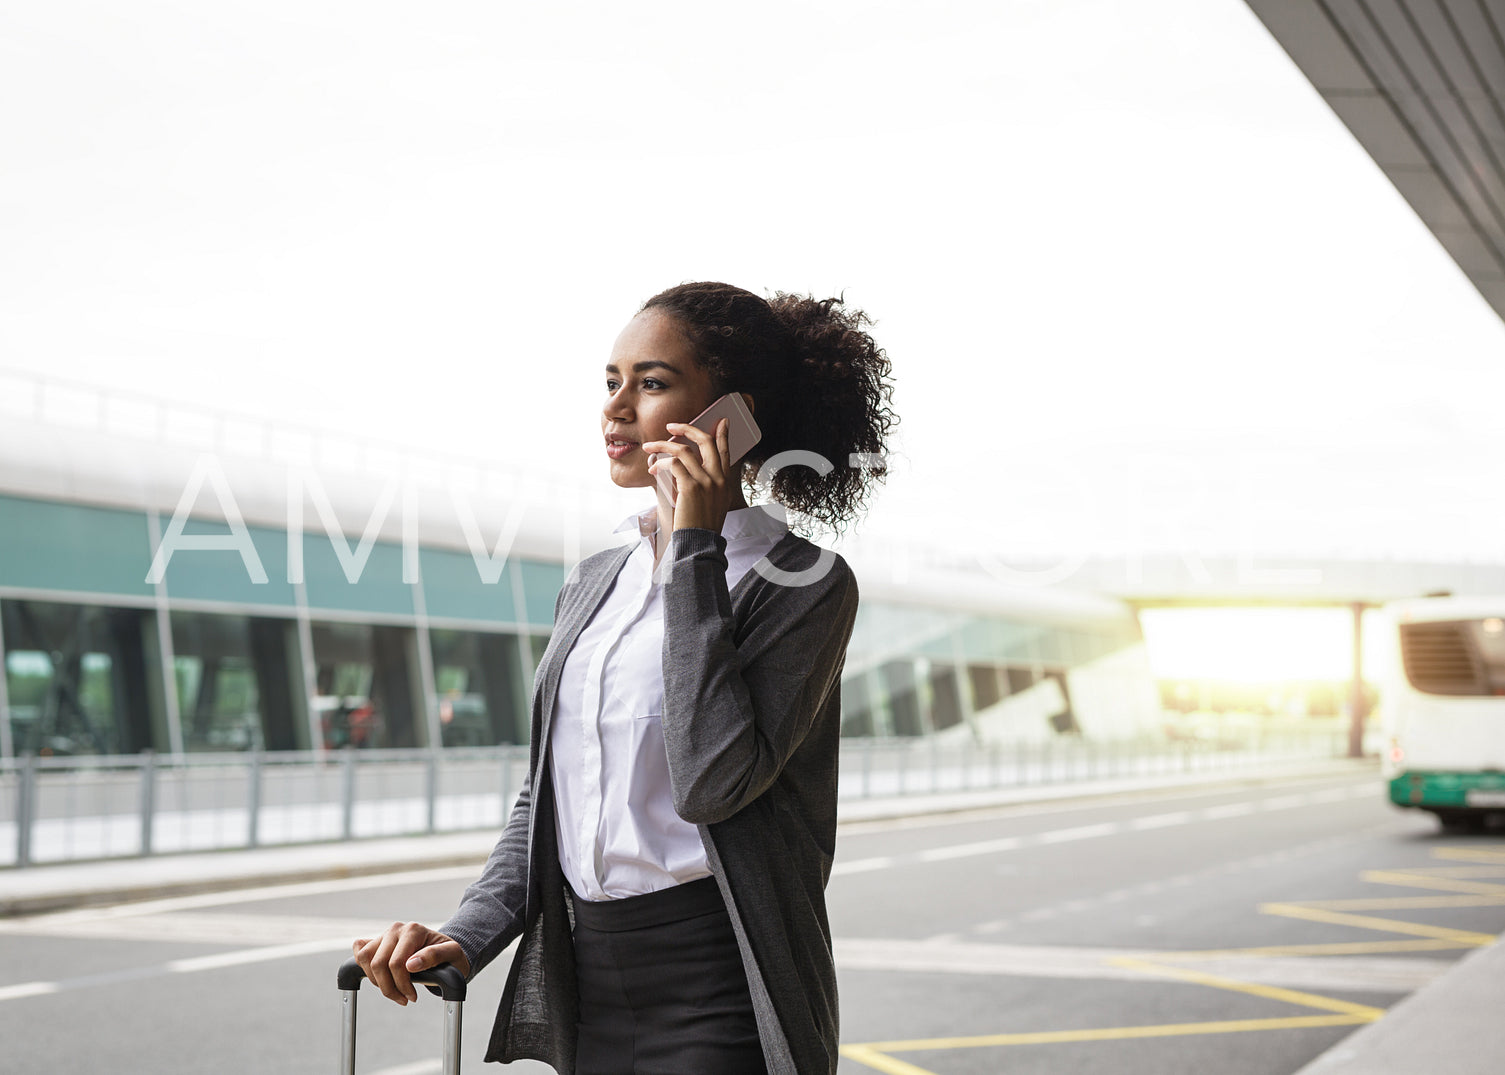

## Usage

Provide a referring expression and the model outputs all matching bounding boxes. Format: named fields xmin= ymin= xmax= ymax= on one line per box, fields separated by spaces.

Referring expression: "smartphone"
xmin=651 ymin=392 xmax=762 ymax=504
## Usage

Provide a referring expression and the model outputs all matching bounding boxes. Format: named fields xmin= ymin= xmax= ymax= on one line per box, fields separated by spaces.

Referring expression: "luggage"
xmin=336 ymin=956 xmax=467 ymax=1075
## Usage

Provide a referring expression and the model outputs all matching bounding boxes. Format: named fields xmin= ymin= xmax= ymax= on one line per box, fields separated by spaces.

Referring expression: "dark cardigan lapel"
xmin=524 ymin=541 xmax=634 ymax=915
xmin=524 ymin=530 xmax=807 ymax=910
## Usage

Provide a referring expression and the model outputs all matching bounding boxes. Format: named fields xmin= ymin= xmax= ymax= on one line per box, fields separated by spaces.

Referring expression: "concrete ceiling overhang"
xmin=1246 ymin=0 xmax=1505 ymax=321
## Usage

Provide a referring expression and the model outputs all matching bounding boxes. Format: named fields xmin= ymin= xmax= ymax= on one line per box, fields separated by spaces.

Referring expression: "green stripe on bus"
xmin=1389 ymin=771 xmax=1505 ymax=807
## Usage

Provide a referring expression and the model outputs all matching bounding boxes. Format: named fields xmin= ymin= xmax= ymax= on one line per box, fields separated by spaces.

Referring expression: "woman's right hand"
xmin=351 ymin=922 xmax=472 ymax=1005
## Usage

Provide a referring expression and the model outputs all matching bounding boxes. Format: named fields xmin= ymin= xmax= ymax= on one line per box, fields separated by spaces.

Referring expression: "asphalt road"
xmin=1 ymin=768 xmax=1500 ymax=1075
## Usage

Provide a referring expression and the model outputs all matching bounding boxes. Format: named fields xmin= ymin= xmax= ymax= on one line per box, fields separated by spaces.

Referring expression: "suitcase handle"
xmin=337 ymin=956 xmax=468 ymax=1002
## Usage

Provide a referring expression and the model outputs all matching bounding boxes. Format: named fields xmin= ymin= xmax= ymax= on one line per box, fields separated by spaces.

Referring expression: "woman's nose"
xmin=603 ymin=387 xmax=632 ymax=421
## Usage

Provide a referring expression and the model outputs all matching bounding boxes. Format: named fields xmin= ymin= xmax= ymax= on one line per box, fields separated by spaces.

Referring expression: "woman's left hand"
xmin=642 ymin=418 xmax=734 ymax=534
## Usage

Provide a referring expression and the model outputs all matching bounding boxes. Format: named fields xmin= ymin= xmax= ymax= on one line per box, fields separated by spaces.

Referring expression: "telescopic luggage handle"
xmin=337 ymin=956 xmax=466 ymax=1075
xmin=337 ymin=956 xmax=467 ymax=1000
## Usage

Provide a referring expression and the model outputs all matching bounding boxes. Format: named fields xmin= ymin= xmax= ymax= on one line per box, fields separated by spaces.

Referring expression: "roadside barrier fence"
xmin=0 ymin=729 xmax=1346 ymax=868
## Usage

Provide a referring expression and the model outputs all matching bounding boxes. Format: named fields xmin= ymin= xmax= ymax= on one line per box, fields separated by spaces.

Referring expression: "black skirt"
xmin=570 ymin=876 xmax=768 ymax=1075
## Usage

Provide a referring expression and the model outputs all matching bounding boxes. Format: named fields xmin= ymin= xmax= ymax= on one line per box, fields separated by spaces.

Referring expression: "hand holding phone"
xmin=650 ymin=392 xmax=762 ymax=505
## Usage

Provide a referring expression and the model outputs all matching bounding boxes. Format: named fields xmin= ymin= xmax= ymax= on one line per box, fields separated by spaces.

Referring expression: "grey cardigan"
xmin=439 ymin=524 xmax=860 ymax=1074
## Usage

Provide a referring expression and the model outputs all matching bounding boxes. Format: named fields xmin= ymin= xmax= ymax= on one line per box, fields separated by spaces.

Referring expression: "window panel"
xmin=2 ymin=599 xmax=164 ymax=755
xmin=968 ymin=664 xmax=1005 ymax=710
xmin=928 ymin=662 xmax=965 ymax=731
xmin=429 ymin=628 xmax=531 ymax=746
xmin=310 ymin=622 xmax=425 ymax=749
xmin=170 ymin=612 xmax=307 ymax=752
xmin=881 ymin=659 xmax=925 ymax=737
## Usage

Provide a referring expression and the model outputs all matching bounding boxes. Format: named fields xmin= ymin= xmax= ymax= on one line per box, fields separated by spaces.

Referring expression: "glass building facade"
xmin=0 ymin=492 xmax=1150 ymax=758
xmin=838 ymin=599 xmax=1143 ymax=739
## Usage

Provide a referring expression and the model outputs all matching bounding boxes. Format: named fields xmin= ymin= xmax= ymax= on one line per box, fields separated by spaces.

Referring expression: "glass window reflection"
xmin=429 ymin=628 xmax=530 ymax=746
xmin=310 ymin=622 xmax=425 ymax=749
xmin=2 ymin=599 xmax=165 ymax=756
xmin=170 ymin=612 xmax=307 ymax=752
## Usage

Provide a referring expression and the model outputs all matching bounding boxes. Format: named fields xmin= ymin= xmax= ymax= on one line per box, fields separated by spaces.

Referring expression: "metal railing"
xmin=0 ymin=747 xmax=530 ymax=868
xmin=835 ymin=728 xmax=1348 ymax=800
xmin=0 ymin=729 xmax=1348 ymax=868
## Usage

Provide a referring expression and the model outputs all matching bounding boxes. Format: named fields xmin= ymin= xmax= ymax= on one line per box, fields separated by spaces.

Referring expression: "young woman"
xmin=352 ymin=281 xmax=896 ymax=1074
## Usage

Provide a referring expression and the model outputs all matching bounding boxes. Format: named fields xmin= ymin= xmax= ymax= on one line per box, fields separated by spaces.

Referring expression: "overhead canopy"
xmin=1247 ymin=0 xmax=1505 ymax=322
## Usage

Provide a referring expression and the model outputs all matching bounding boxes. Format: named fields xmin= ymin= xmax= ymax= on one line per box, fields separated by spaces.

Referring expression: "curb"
xmin=0 ymin=832 xmax=501 ymax=917
xmin=1294 ymin=937 xmax=1505 ymax=1074
xmin=0 ymin=852 xmax=494 ymax=918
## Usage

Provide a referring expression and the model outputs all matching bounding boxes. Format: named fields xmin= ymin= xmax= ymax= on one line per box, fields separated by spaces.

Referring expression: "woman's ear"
xmin=740 ymin=392 xmax=755 ymax=416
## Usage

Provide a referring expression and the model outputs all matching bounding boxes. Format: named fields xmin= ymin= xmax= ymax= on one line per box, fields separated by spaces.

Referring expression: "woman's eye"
xmin=604 ymin=377 xmax=666 ymax=392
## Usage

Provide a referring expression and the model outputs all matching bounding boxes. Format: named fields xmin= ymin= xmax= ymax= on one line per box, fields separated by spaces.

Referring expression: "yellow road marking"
xmin=837 ymin=1045 xmax=939 ymax=1075
xmin=1359 ymin=870 xmax=1505 ymax=896
xmin=1151 ymin=938 xmax=1473 ymax=958
xmin=1108 ymin=958 xmax=1385 ymax=1019
xmin=1378 ymin=861 xmax=1505 ymax=873
xmin=1260 ymin=901 xmax=1499 ymax=946
xmin=1432 ymin=847 xmax=1505 ymax=864
xmin=841 ymin=843 xmax=1504 ymax=1075
xmin=1293 ymin=895 xmax=1504 ymax=910
xmin=845 ymin=1013 xmax=1373 ymax=1057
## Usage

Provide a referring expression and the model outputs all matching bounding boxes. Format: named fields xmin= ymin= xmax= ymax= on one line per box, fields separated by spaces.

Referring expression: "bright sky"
xmin=4 ymin=0 xmax=1504 ymax=563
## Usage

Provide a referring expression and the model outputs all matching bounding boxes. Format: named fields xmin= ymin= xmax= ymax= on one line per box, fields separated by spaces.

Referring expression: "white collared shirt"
xmin=549 ymin=502 xmax=790 ymax=901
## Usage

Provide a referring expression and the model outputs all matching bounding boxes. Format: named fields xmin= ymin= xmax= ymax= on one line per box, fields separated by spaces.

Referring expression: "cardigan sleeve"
xmin=435 ymin=769 xmax=533 ymax=979
xmin=435 ymin=568 xmax=579 ymax=978
xmin=658 ymin=526 xmax=859 ymax=825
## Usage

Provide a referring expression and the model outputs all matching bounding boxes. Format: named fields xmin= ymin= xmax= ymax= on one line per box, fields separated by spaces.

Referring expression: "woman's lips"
xmin=606 ymin=441 xmax=638 ymax=460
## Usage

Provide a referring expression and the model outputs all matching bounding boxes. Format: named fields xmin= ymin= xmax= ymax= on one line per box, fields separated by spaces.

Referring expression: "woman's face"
xmin=602 ymin=310 xmax=719 ymax=489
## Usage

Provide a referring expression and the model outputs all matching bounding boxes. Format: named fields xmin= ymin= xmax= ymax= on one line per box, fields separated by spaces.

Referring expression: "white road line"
xmin=1037 ymin=822 xmax=1120 ymax=844
xmin=830 ymin=856 xmax=895 ymax=876
xmin=1202 ymin=802 xmax=1256 ymax=819
xmin=0 ymin=981 xmax=60 ymax=1002
xmin=833 ymin=938 xmax=1450 ymax=992
xmin=1129 ymin=811 xmax=1192 ymax=830
xmin=166 ymin=936 xmax=354 ymax=973
xmin=834 ymin=939 xmax=1162 ymax=981
xmin=837 ymin=772 xmax=1378 ymax=837
xmin=0 ymin=937 xmax=359 ymax=1004
xmin=1261 ymin=794 xmax=1310 ymax=811
xmin=919 ymin=836 xmax=1023 ymax=862
xmin=369 ymin=1061 xmax=441 ymax=1075
xmin=834 ymin=784 xmax=1375 ymax=876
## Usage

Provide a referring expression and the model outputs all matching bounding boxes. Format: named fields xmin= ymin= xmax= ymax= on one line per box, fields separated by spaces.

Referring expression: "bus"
xmin=1382 ymin=595 xmax=1505 ymax=831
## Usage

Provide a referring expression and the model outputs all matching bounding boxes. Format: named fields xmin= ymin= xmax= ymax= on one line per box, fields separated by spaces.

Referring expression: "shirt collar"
xmin=613 ymin=502 xmax=789 ymax=543
xmin=613 ymin=505 xmax=660 ymax=539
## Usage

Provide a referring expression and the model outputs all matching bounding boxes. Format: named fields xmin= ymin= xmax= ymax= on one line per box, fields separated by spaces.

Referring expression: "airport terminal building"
xmin=0 ymin=374 xmax=1160 ymax=762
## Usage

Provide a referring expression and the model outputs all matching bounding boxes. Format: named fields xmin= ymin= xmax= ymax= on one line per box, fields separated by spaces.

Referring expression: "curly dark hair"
xmin=640 ymin=281 xmax=897 ymax=534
